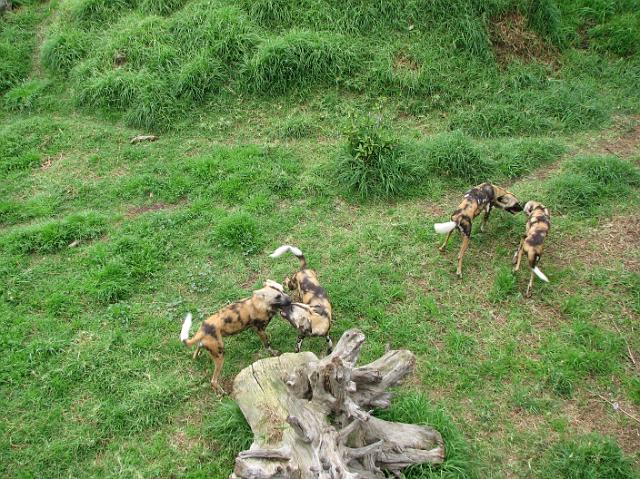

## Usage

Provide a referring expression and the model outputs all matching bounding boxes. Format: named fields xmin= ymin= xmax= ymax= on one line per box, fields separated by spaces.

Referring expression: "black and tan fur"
xmin=179 ymin=280 xmax=291 ymax=393
xmin=513 ymin=200 xmax=550 ymax=297
xmin=435 ymin=182 xmax=523 ymax=277
xmin=270 ymin=245 xmax=333 ymax=353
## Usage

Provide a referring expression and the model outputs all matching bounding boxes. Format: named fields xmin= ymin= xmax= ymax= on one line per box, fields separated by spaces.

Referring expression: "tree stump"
xmin=230 ymin=329 xmax=445 ymax=479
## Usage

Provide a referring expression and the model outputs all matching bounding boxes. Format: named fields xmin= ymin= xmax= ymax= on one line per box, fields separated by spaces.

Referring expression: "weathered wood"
xmin=130 ymin=134 xmax=158 ymax=144
xmin=230 ymin=329 xmax=445 ymax=479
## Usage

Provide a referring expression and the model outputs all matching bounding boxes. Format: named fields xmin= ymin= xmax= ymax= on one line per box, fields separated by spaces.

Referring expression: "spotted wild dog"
xmin=179 ymin=280 xmax=291 ymax=394
xmin=434 ymin=182 xmax=523 ymax=278
xmin=512 ymin=200 xmax=550 ymax=297
xmin=269 ymin=245 xmax=333 ymax=353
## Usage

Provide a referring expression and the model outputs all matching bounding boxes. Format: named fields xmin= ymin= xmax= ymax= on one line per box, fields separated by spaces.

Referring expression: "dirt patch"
xmin=489 ymin=12 xmax=558 ymax=67
xmin=393 ymin=53 xmax=420 ymax=72
xmin=40 ymin=153 xmax=63 ymax=171
xmin=125 ymin=201 xmax=181 ymax=218
xmin=241 ymin=270 xmax=261 ymax=289
xmin=590 ymin=117 xmax=640 ymax=158
xmin=565 ymin=396 xmax=640 ymax=456
xmin=556 ymin=215 xmax=640 ymax=273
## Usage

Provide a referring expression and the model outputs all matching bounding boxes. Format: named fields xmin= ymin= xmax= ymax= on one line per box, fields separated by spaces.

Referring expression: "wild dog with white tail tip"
xmin=270 ymin=245 xmax=333 ymax=353
xmin=434 ymin=182 xmax=523 ymax=278
xmin=179 ymin=280 xmax=291 ymax=394
xmin=513 ymin=200 xmax=550 ymax=297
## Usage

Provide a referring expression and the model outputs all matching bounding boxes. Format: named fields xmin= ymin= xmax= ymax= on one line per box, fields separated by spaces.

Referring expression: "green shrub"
xmin=422 ymin=131 xmax=494 ymax=183
xmin=335 ymin=116 xmax=409 ymax=198
xmin=589 ymin=13 xmax=640 ymax=56
xmin=244 ymin=30 xmax=358 ymax=94
xmin=541 ymin=434 xmax=637 ymax=479
xmin=213 ymin=212 xmax=264 ymax=255
xmin=41 ymin=29 xmax=90 ymax=75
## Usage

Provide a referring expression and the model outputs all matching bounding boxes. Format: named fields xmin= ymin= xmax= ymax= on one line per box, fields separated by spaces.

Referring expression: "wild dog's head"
xmin=492 ymin=186 xmax=523 ymax=214
xmin=523 ymin=200 xmax=546 ymax=216
xmin=254 ymin=280 xmax=292 ymax=309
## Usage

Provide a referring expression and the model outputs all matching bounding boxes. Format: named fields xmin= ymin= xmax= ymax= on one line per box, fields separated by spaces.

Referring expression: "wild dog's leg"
xmin=513 ymin=237 xmax=525 ymax=270
xmin=456 ymin=235 xmax=470 ymax=278
xmin=439 ymin=230 xmax=454 ymax=252
xmin=481 ymin=205 xmax=492 ymax=233
xmin=201 ymin=336 xmax=225 ymax=395
xmin=255 ymin=325 xmax=280 ymax=356
xmin=525 ymin=270 xmax=535 ymax=298
xmin=192 ymin=344 xmax=201 ymax=359
xmin=295 ymin=335 xmax=304 ymax=353
xmin=326 ymin=335 xmax=333 ymax=354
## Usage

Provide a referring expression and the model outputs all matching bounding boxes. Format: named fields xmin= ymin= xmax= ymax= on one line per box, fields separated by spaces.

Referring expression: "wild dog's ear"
xmin=264 ymin=279 xmax=284 ymax=292
xmin=524 ymin=201 xmax=535 ymax=215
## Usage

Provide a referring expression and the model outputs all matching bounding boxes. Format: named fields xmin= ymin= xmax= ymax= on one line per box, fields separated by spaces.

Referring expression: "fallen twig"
xmin=589 ymin=390 xmax=640 ymax=425
xmin=612 ymin=321 xmax=638 ymax=369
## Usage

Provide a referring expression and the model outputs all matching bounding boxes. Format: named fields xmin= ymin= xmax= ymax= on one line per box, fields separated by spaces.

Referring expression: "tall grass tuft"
xmin=244 ymin=30 xmax=359 ymax=94
xmin=175 ymin=53 xmax=225 ymax=102
xmin=547 ymin=155 xmax=640 ymax=213
xmin=421 ymin=131 xmax=495 ymax=183
xmin=41 ymin=29 xmax=91 ymax=76
xmin=3 ymin=79 xmax=51 ymax=112
xmin=376 ymin=392 xmax=477 ymax=479
xmin=213 ymin=212 xmax=265 ymax=255
xmin=589 ymin=13 xmax=640 ymax=56
xmin=540 ymin=434 xmax=637 ymax=479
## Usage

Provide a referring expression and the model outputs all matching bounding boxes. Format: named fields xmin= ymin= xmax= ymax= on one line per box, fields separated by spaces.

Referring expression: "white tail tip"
xmin=532 ymin=267 xmax=549 ymax=283
xmin=434 ymin=221 xmax=457 ymax=234
xmin=180 ymin=313 xmax=193 ymax=342
xmin=270 ymin=244 xmax=303 ymax=258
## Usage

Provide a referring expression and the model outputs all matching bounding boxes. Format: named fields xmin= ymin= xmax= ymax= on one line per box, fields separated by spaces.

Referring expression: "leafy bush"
xmin=335 ymin=117 xmax=409 ymax=198
xmin=213 ymin=212 xmax=264 ymax=255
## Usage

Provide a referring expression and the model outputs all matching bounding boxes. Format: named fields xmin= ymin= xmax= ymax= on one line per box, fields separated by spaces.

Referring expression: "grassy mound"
xmin=546 ymin=155 xmax=640 ymax=213
xmin=9 ymin=0 xmax=632 ymax=130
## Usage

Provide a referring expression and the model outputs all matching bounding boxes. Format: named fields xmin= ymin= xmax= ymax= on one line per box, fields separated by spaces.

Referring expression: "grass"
xmin=1 ymin=0 xmax=640 ymax=478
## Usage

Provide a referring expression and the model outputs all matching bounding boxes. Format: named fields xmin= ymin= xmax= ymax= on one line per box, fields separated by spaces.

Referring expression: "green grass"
xmin=1 ymin=1 xmax=640 ymax=478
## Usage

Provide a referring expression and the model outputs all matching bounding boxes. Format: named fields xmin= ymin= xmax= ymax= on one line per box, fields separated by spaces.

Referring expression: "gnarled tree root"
xmin=230 ymin=329 xmax=445 ymax=478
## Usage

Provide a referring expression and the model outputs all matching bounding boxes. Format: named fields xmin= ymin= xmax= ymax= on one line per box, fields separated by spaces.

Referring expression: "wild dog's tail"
xmin=179 ymin=312 xmax=206 ymax=348
xmin=270 ymin=244 xmax=307 ymax=268
xmin=434 ymin=221 xmax=457 ymax=234
xmin=532 ymin=266 xmax=549 ymax=283
xmin=180 ymin=313 xmax=192 ymax=343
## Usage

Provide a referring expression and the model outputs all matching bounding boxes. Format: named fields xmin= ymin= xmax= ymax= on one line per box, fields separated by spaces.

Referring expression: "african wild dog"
xmin=513 ymin=200 xmax=550 ymax=297
xmin=434 ymin=182 xmax=523 ymax=278
xmin=270 ymin=245 xmax=333 ymax=353
xmin=179 ymin=280 xmax=291 ymax=394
